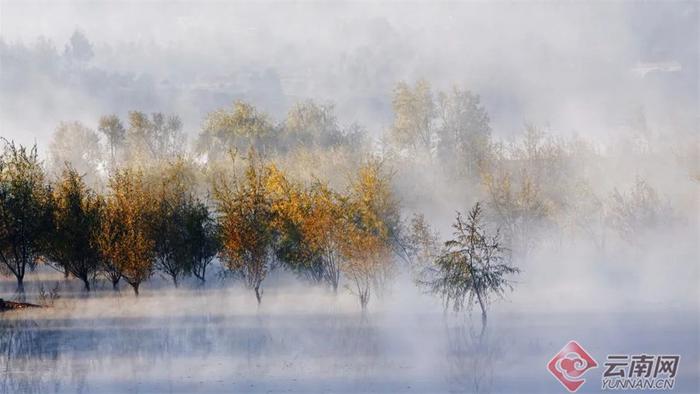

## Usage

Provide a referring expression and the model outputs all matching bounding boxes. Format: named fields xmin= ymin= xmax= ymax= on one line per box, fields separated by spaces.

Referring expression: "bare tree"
xmin=607 ymin=178 xmax=672 ymax=243
xmin=422 ymin=202 xmax=519 ymax=332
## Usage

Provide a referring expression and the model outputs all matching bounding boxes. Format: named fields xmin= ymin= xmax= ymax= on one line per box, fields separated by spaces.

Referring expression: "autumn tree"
xmin=214 ymin=151 xmax=276 ymax=304
xmin=264 ymin=166 xmax=319 ymax=282
xmin=340 ymin=161 xmax=398 ymax=310
xmin=283 ymin=100 xmax=345 ymax=149
xmin=0 ymin=140 xmax=54 ymax=293
xmin=98 ymin=168 xmax=155 ymax=295
xmin=153 ymin=158 xmax=219 ymax=284
xmin=422 ymin=202 xmax=519 ymax=332
xmin=97 ymin=203 xmax=123 ymax=290
xmin=269 ymin=170 xmax=347 ymax=292
xmin=299 ymin=183 xmax=348 ymax=292
xmin=151 ymin=196 xmax=187 ymax=287
xmin=509 ymin=125 xmax=573 ymax=210
xmin=148 ymin=158 xmax=218 ymax=287
xmin=46 ymin=166 xmax=103 ymax=291
xmin=482 ymin=170 xmax=549 ymax=254
xmin=126 ymin=111 xmax=184 ymax=162
xmin=390 ymin=80 xmax=435 ymax=153
xmin=149 ymin=160 xmax=194 ymax=287
xmin=197 ymin=101 xmax=275 ymax=162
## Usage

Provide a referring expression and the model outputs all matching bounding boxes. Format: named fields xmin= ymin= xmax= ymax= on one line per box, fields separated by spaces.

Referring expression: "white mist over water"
xmin=1 ymin=226 xmax=698 ymax=393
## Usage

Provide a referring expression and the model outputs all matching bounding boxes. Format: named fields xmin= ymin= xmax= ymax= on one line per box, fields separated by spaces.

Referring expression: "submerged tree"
xmin=422 ymin=202 xmax=519 ymax=332
xmin=299 ymin=182 xmax=347 ymax=292
xmin=271 ymin=173 xmax=347 ymax=292
xmin=98 ymin=168 xmax=155 ymax=295
xmin=181 ymin=198 xmax=220 ymax=284
xmin=214 ymin=151 xmax=276 ymax=304
xmin=150 ymin=161 xmax=193 ymax=287
xmin=265 ymin=166 xmax=321 ymax=284
xmin=340 ymin=161 xmax=398 ymax=310
xmin=97 ymin=204 xmax=123 ymax=290
xmin=47 ymin=166 xmax=102 ymax=291
xmin=148 ymin=159 xmax=220 ymax=286
xmin=0 ymin=140 xmax=54 ymax=293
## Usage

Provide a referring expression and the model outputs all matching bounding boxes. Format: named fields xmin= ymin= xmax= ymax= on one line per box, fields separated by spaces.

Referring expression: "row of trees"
xmin=389 ymin=80 xmax=492 ymax=179
xmin=1 ymin=139 xmax=408 ymax=310
xmin=214 ymin=152 xmax=399 ymax=307
xmin=45 ymin=82 xmax=677 ymax=260
xmin=387 ymin=80 xmax=680 ymax=253
xmin=5 ymin=77 xmax=682 ymax=318
xmin=1 ymin=136 xmax=520 ymax=322
xmin=0 ymin=139 xmax=217 ymax=295
xmin=48 ymin=100 xmax=366 ymax=190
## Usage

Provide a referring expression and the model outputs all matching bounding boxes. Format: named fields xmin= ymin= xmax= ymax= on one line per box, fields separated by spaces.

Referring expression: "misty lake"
xmin=1 ymin=1 xmax=698 ymax=393
xmin=1 ymin=274 xmax=698 ymax=394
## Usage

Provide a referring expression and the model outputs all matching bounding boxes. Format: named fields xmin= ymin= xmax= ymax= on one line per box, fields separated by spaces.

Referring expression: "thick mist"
xmin=1 ymin=1 xmax=698 ymax=394
xmin=1 ymin=2 xmax=696 ymax=146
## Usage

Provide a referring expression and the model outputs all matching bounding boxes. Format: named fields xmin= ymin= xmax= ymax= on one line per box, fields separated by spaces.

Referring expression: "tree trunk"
xmin=172 ymin=275 xmax=179 ymax=288
xmin=112 ymin=278 xmax=120 ymax=291
xmin=82 ymin=277 xmax=91 ymax=292
xmin=254 ymin=285 xmax=262 ymax=305
xmin=131 ymin=282 xmax=140 ymax=296
xmin=196 ymin=266 xmax=206 ymax=284
xmin=16 ymin=275 xmax=25 ymax=295
xmin=475 ymin=288 xmax=487 ymax=335
xmin=359 ymin=289 xmax=370 ymax=312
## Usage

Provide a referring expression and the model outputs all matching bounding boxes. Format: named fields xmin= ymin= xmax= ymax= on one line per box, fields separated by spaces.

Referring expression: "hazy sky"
xmin=1 ymin=1 xmax=697 ymax=148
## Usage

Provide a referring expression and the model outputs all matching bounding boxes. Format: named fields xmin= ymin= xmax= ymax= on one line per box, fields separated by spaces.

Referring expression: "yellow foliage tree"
xmin=339 ymin=161 xmax=398 ymax=310
xmin=214 ymin=151 xmax=276 ymax=304
xmin=98 ymin=168 xmax=155 ymax=295
xmin=390 ymin=80 xmax=435 ymax=152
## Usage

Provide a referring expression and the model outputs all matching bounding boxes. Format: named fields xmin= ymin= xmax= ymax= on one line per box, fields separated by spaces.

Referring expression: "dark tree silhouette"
xmin=422 ymin=202 xmax=519 ymax=332
xmin=0 ymin=140 xmax=54 ymax=294
xmin=47 ymin=166 xmax=102 ymax=291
